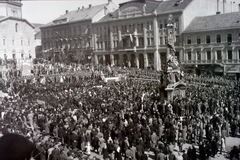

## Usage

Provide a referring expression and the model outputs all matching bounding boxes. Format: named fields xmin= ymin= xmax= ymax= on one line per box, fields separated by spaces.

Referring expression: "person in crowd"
xmin=0 ymin=61 xmax=239 ymax=160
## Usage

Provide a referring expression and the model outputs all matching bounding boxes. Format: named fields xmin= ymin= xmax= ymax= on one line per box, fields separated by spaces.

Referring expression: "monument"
xmin=164 ymin=14 xmax=186 ymax=102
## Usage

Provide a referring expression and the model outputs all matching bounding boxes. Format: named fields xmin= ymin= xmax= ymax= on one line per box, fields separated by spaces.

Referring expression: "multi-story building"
xmin=40 ymin=0 xmax=118 ymax=63
xmin=92 ymin=0 xmax=240 ymax=71
xmin=40 ymin=0 xmax=240 ymax=72
xmin=0 ymin=0 xmax=35 ymax=61
xmin=32 ymin=23 xmax=44 ymax=59
xmin=182 ymin=12 xmax=240 ymax=77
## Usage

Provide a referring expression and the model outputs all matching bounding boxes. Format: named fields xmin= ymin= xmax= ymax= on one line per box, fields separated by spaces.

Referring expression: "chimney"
xmin=239 ymin=4 xmax=240 ymax=12
xmin=66 ymin=10 xmax=68 ymax=14
xmin=78 ymin=7 xmax=80 ymax=11
xmin=223 ymin=0 xmax=226 ymax=13
xmin=82 ymin=6 xmax=84 ymax=10
xmin=216 ymin=0 xmax=220 ymax=14
xmin=89 ymin=4 xmax=92 ymax=9
xmin=108 ymin=0 xmax=112 ymax=4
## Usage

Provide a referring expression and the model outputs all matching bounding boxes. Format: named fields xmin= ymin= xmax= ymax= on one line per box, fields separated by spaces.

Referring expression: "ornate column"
xmin=110 ymin=25 xmax=114 ymax=51
xmin=153 ymin=15 xmax=161 ymax=71
xmin=102 ymin=55 xmax=106 ymax=65
xmin=102 ymin=26 xmax=105 ymax=50
xmin=135 ymin=53 xmax=139 ymax=69
xmin=94 ymin=53 xmax=98 ymax=65
xmin=143 ymin=22 xmax=147 ymax=49
xmin=144 ymin=51 xmax=148 ymax=68
xmin=118 ymin=29 xmax=122 ymax=47
xmin=201 ymin=48 xmax=204 ymax=63
xmin=110 ymin=53 xmax=114 ymax=66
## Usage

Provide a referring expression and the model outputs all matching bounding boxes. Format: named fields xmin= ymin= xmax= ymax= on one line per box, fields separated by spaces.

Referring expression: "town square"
xmin=0 ymin=0 xmax=239 ymax=159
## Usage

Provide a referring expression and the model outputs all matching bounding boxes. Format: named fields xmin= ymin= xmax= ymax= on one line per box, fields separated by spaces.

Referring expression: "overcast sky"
xmin=22 ymin=0 xmax=129 ymax=24
xmin=21 ymin=0 xmax=240 ymax=24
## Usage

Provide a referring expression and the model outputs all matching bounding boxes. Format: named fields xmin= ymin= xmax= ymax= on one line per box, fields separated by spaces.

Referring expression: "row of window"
xmin=42 ymin=26 xmax=90 ymax=38
xmin=2 ymin=39 xmax=31 ymax=46
xmin=98 ymin=19 xmax=179 ymax=35
xmin=4 ymin=54 xmax=32 ymax=59
xmin=187 ymin=33 xmax=240 ymax=45
xmin=44 ymin=34 xmax=179 ymax=50
xmin=186 ymin=50 xmax=238 ymax=61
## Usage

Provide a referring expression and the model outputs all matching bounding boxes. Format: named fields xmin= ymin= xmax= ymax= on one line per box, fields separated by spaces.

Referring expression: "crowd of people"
xmin=0 ymin=63 xmax=239 ymax=160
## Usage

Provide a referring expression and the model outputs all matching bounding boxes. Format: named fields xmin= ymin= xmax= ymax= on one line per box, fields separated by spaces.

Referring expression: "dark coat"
xmin=0 ymin=133 xmax=35 ymax=160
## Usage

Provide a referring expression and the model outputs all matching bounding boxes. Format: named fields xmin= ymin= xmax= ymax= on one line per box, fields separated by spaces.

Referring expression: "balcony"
xmin=183 ymin=59 xmax=240 ymax=65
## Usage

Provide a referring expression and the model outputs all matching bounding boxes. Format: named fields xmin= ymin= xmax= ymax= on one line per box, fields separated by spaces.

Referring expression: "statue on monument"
xmin=163 ymin=14 xmax=186 ymax=102
xmin=165 ymin=14 xmax=181 ymax=85
xmin=166 ymin=14 xmax=179 ymax=71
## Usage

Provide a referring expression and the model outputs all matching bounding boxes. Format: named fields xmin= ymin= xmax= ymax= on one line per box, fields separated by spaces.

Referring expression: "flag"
xmin=129 ymin=34 xmax=133 ymax=42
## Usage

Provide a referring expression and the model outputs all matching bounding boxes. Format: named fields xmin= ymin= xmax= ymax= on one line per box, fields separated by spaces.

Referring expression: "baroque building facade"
xmin=40 ymin=0 xmax=118 ymax=63
xmin=182 ymin=12 xmax=240 ymax=77
xmin=40 ymin=0 xmax=240 ymax=75
xmin=92 ymin=0 xmax=240 ymax=71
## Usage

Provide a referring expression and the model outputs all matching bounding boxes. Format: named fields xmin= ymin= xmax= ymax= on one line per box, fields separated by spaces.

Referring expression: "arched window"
xmin=15 ymin=23 xmax=18 ymax=32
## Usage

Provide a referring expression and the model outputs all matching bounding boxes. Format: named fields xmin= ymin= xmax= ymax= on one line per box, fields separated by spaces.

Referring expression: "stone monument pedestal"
xmin=165 ymin=87 xmax=174 ymax=102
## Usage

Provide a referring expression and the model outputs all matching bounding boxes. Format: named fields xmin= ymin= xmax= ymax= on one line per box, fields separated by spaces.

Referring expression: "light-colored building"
xmin=182 ymin=11 xmax=240 ymax=77
xmin=0 ymin=0 xmax=36 ymax=61
xmin=40 ymin=0 xmax=118 ymax=63
xmin=92 ymin=0 xmax=240 ymax=71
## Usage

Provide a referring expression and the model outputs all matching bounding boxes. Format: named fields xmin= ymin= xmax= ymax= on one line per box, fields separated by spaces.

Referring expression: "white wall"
xmin=0 ymin=2 xmax=22 ymax=18
xmin=0 ymin=3 xmax=7 ymax=17
xmin=0 ymin=19 xmax=35 ymax=60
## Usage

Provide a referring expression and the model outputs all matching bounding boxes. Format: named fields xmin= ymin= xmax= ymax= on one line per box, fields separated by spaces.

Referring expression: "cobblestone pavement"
xmin=85 ymin=136 xmax=240 ymax=160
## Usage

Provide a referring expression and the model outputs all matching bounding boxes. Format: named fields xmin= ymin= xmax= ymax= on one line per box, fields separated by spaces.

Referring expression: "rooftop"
xmin=42 ymin=3 xmax=107 ymax=28
xmin=99 ymin=0 xmax=192 ymax=22
xmin=156 ymin=0 xmax=192 ymax=14
xmin=32 ymin=23 xmax=44 ymax=33
xmin=0 ymin=16 xmax=35 ymax=28
xmin=99 ymin=0 xmax=162 ymax=22
xmin=184 ymin=12 xmax=240 ymax=32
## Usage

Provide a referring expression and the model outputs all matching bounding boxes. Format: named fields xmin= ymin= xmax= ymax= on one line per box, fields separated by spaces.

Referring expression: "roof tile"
xmin=184 ymin=12 xmax=240 ymax=32
xmin=42 ymin=4 xmax=106 ymax=27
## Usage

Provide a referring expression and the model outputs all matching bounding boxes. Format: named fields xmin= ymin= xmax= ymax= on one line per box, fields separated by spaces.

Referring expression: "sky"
xmin=21 ymin=0 xmax=240 ymax=24
xmin=21 ymin=0 xmax=129 ymax=24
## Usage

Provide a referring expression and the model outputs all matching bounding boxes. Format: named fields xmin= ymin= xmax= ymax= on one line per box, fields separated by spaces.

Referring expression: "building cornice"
xmin=0 ymin=1 xmax=22 ymax=7
xmin=40 ymin=19 xmax=92 ymax=29
xmin=183 ymin=27 xmax=240 ymax=34
xmin=94 ymin=10 xmax=182 ymax=25
xmin=0 ymin=16 xmax=35 ymax=29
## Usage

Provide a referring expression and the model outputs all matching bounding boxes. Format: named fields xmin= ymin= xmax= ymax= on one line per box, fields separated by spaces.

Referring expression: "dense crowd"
xmin=0 ymin=64 xmax=239 ymax=160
